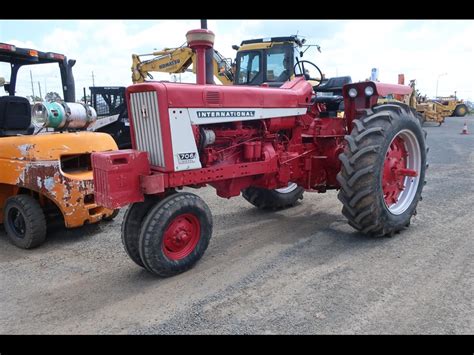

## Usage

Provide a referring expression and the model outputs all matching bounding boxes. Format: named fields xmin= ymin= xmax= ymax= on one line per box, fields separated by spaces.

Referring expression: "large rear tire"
xmin=242 ymin=183 xmax=304 ymax=210
xmin=337 ymin=103 xmax=428 ymax=237
xmin=138 ymin=192 xmax=213 ymax=277
xmin=454 ymin=104 xmax=468 ymax=117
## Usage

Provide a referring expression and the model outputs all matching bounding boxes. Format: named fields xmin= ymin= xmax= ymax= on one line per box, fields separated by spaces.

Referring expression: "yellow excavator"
xmin=132 ymin=18 xmax=325 ymax=87
xmin=131 ymin=44 xmax=234 ymax=85
xmin=131 ymin=35 xmax=330 ymax=89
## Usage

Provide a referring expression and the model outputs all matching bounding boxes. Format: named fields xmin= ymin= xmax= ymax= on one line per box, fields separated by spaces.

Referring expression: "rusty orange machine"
xmin=0 ymin=43 xmax=118 ymax=249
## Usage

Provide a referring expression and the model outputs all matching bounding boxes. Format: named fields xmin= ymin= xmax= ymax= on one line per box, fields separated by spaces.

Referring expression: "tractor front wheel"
xmin=138 ymin=192 xmax=213 ymax=277
xmin=242 ymin=183 xmax=304 ymax=210
xmin=337 ymin=103 xmax=427 ymax=237
xmin=121 ymin=195 xmax=162 ymax=268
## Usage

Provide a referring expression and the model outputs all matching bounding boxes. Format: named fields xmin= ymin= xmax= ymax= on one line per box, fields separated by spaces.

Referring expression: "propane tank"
xmin=32 ymin=101 xmax=97 ymax=129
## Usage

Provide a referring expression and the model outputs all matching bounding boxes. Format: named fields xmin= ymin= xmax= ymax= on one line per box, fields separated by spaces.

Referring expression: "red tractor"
xmin=92 ymin=29 xmax=427 ymax=277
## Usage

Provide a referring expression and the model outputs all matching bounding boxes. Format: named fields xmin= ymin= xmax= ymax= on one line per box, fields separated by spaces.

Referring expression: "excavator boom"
xmin=131 ymin=46 xmax=233 ymax=85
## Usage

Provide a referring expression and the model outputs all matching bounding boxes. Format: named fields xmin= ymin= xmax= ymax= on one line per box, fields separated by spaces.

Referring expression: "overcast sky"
xmin=1 ymin=19 xmax=473 ymax=101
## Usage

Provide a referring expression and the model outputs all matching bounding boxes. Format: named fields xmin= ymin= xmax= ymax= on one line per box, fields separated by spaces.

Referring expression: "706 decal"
xmin=178 ymin=152 xmax=197 ymax=164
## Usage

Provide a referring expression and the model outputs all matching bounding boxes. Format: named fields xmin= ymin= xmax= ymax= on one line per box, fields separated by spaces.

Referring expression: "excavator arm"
xmin=131 ymin=46 xmax=234 ymax=85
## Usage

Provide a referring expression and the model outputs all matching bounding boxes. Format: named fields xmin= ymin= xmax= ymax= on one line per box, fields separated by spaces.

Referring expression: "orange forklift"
xmin=0 ymin=42 xmax=118 ymax=249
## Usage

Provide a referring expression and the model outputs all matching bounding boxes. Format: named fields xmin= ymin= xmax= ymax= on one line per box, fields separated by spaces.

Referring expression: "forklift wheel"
xmin=3 ymin=195 xmax=47 ymax=249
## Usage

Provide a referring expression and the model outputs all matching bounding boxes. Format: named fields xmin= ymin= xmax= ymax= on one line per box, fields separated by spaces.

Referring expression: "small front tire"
xmin=121 ymin=196 xmax=162 ymax=268
xmin=138 ymin=192 xmax=213 ymax=277
xmin=3 ymin=195 xmax=47 ymax=249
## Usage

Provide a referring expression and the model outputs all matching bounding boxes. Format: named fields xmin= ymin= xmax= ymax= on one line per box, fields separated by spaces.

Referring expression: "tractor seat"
xmin=316 ymin=76 xmax=352 ymax=94
xmin=0 ymin=96 xmax=34 ymax=136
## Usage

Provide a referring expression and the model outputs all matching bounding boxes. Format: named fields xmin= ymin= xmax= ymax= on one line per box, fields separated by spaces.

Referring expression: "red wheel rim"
xmin=382 ymin=135 xmax=418 ymax=207
xmin=162 ymin=213 xmax=201 ymax=260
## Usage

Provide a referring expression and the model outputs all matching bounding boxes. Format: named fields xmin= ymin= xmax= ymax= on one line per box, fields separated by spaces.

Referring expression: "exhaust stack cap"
xmin=186 ymin=29 xmax=215 ymax=49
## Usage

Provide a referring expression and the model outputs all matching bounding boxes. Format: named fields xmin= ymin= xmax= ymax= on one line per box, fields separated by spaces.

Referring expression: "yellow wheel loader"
xmin=380 ymin=75 xmax=461 ymax=126
xmin=0 ymin=42 xmax=118 ymax=249
xmin=433 ymin=96 xmax=468 ymax=117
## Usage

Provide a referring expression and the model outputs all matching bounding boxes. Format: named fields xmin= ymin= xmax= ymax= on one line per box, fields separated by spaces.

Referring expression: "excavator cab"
xmin=232 ymin=35 xmax=326 ymax=89
xmin=233 ymin=36 xmax=299 ymax=87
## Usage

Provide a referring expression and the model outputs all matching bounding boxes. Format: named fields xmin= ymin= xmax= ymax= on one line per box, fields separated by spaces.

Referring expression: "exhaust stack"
xmin=186 ymin=29 xmax=215 ymax=85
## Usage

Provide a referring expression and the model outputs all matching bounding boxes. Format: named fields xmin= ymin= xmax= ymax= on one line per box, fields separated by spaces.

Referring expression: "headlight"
xmin=348 ymin=88 xmax=358 ymax=98
xmin=364 ymin=86 xmax=374 ymax=96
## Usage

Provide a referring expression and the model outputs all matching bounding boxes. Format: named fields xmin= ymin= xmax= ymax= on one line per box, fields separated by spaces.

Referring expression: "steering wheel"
xmin=293 ymin=60 xmax=323 ymax=87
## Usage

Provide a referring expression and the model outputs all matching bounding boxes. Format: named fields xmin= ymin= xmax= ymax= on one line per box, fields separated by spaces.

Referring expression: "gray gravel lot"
xmin=1 ymin=116 xmax=473 ymax=334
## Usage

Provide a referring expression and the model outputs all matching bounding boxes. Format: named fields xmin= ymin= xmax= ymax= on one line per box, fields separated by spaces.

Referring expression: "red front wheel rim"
xmin=382 ymin=130 xmax=421 ymax=215
xmin=162 ymin=213 xmax=201 ymax=260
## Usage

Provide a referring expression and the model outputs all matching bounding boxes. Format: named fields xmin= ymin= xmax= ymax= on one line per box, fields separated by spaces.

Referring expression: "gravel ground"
xmin=0 ymin=116 xmax=473 ymax=334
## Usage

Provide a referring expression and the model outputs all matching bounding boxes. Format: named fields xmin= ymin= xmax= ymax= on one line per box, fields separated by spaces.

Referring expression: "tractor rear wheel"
xmin=138 ymin=192 xmax=213 ymax=277
xmin=337 ymin=103 xmax=427 ymax=237
xmin=3 ymin=195 xmax=47 ymax=249
xmin=454 ymin=104 xmax=468 ymax=117
xmin=242 ymin=183 xmax=304 ymax=210
xmin=121 ymin=195 xmax=163 ymax=268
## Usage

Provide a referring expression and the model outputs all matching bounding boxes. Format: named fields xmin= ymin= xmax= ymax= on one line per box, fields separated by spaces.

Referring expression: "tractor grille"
xmin=130 ymin=91 xmax=165 ymax=167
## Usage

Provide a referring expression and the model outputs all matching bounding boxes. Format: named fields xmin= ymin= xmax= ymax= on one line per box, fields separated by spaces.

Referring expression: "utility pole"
xmin=436 ymin=72 xmax=447 ymax=99
xmin=30 ymin=70 xmax=35 ymax=98
xmin=91 ymin=71 xmax=95 ymax=87
xmin=37 ymin=81 xmax=42 ymax=100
